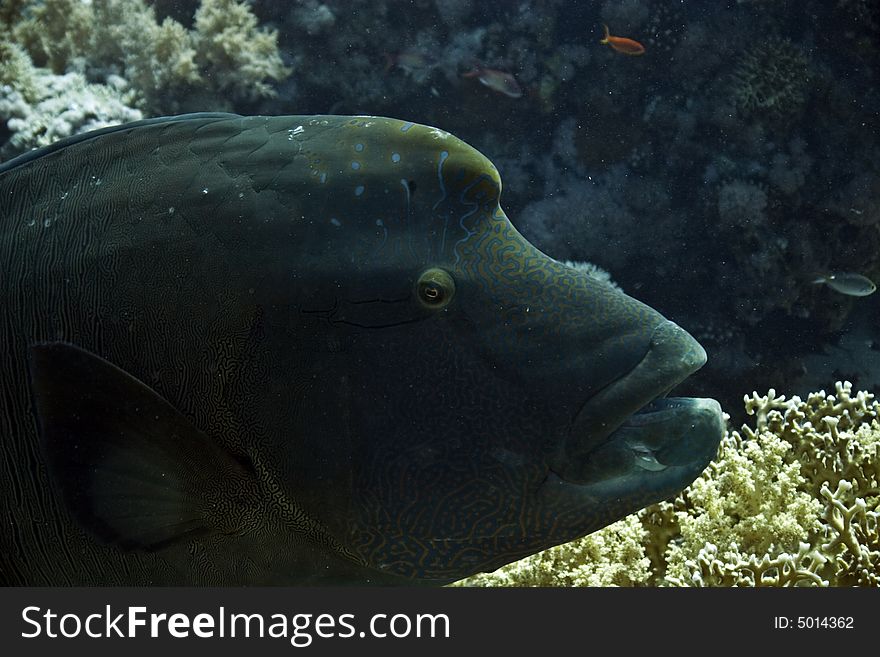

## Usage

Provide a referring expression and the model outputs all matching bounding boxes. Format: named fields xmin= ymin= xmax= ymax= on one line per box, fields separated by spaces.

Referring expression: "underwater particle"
xmin=599 ymin=24 xmax=646 ymax=56
xmin=811 ymin=273 xmax=876 ymax=297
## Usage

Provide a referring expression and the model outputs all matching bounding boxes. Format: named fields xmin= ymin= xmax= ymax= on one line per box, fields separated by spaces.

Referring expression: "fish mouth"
xmin=553 ymin=319 xmax=719 ymax=486
xmin=541 ymin=396 xmax=724 ymax=506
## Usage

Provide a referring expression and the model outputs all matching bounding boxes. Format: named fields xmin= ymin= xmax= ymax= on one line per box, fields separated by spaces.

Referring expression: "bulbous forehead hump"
xmin=260 ymin=115 xmax=503 ymax=205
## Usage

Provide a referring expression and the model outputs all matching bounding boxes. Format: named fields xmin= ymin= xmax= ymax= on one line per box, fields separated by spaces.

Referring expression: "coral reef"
xmin=6 ymin=0 xmax=93 ymax=75
xmin=1 ymin=0 xmax=289 ymax=149
xmin=0 ymin=71 xmax=141 ymax=157
xmin=456 ymin=514 xmax=652 ymax=587
xmin=717 ymin=179 xmax=768 ymax=231
xmin=0 ymin=39 xmax=141 ymax=157
xmin=731 ymin=39 xmax=812 ymax=123
xmin=191 ymin=0 xmax=290 ymax=103
xmin=262 ymin=0 xmax=595 ymax=116
xmin=0 ymin=41 xmax=39 ymax=98
xmin=459 ymin=382 xmax=880 ymax=586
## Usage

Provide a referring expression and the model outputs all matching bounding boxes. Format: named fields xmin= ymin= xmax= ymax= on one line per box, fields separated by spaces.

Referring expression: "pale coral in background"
xmin=0 ymin=0 xmax=290 ymax=155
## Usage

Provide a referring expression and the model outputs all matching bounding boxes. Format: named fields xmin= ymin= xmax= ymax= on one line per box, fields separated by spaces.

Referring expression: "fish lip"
xmin=618 ymin=396 xmax=724 ymax=467
xmin=546 ymin=396 xmax=724 ymax=495
xmin=569 ymin=320 xmax=706 ymax=448
xmin=554 ymin=320 xmax=709 ymax=484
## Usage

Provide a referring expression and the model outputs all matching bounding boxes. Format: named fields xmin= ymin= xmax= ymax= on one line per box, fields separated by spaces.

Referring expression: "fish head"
xmin=260 ymin=117 xmax=723 ymax=582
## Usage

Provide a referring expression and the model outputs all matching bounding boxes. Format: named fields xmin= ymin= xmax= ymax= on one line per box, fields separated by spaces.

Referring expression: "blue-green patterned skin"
xmin=0 ymin=114 xmax=723 ymax=585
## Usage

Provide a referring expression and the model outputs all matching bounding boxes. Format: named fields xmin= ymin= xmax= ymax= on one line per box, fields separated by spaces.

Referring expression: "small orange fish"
xmin=600 ymin=24 xmax=646 ymax=56
xmin=462 ymin=65 xmax=523 ymax=98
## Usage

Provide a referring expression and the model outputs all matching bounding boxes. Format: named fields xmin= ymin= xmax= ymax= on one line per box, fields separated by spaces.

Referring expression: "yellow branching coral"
xmin=660 ymin=426 xmax=822 ymax=585
xmin=459 ymin=514 xmax=653 ymax=587
xmin=820 ymin=480 xmax=880 ymax=586
xmin=457 ymin=382 xmax=880 ymax=587
xmin=679 ymin=541 xmax=828 ymax=587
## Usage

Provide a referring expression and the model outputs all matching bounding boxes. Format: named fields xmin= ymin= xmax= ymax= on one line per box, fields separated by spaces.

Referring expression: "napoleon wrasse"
xmin=0 ymin=114 xmax=722 ymax=585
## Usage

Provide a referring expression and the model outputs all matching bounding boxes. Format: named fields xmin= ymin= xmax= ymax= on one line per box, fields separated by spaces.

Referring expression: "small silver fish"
xmin=461 ymin=65 xmax=523 ymax=98
xmin=812 ymin=272 xmax=877 ymax=297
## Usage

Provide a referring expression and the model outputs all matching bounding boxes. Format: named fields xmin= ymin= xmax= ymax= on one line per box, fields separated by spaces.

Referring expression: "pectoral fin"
xmin=28 ymin=342 xmax=260 ymax=550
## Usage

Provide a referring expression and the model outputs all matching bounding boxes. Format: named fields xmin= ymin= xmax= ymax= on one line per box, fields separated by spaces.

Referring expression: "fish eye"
xmin=416 ymin=268 xmax=455 ymax=310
